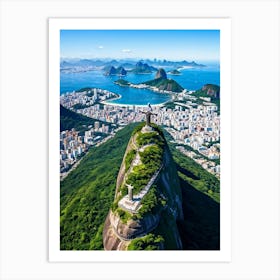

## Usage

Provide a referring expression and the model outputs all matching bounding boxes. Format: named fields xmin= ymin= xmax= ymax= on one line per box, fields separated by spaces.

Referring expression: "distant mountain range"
xmin=130 ymin=61 xmax=158 ymax=74
xmin=153 ymin=59 xmax=205 ymax=68
xmin=104 ymin=61 xmax=157 ymax=76
xmin=60 ymin=58 xmax=206 ymax=73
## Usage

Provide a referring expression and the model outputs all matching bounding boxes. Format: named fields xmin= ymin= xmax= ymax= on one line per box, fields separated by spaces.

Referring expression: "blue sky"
xmin=60 ymin=30 xmax=220 ymax=62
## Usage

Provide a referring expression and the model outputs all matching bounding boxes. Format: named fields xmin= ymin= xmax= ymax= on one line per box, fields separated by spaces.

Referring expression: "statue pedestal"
xmin=141 ymin=125 xmax=154 ymax=133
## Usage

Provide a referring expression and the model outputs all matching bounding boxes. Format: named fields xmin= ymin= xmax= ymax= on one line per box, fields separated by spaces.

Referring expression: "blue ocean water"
xmin=60 ymin=66 xmax=220 ymax=105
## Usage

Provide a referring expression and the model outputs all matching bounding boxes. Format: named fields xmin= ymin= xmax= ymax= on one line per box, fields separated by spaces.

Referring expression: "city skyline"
xmin=60 ymin=30 xmax=220 ymax=62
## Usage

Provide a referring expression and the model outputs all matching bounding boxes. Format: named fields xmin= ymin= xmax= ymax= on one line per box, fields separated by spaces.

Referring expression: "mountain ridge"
xmin=103 ymin=123 xmax=183 ymax=250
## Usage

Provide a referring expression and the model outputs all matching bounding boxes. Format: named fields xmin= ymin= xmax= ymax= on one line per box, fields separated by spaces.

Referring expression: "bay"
xmin=60 ymin=66 xmax=220 ymax=106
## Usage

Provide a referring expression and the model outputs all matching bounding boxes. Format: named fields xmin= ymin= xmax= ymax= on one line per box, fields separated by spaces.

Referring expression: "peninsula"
xmin=114 ymin=68 xmax=184 ymax=93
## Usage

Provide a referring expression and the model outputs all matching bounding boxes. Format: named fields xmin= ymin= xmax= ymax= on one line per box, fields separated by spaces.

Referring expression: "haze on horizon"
xmin=60 ymin=30 xmax=220 ymax=63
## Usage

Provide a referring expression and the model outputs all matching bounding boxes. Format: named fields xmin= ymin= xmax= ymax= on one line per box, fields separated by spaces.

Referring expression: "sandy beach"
xmin=101 ymin=99 xmax=169 ymax=108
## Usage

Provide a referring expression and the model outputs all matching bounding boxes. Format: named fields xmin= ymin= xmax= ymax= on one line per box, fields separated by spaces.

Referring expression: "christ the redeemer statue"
xmin=140 ymin=103 xmax=157 ymax=127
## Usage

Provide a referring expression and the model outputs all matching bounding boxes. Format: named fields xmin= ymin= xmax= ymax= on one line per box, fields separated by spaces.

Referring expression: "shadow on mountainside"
xmin=175 ymin=163 xmax=200 ymax=180
xmin=177 ymin=177 xmax=220 ymax=250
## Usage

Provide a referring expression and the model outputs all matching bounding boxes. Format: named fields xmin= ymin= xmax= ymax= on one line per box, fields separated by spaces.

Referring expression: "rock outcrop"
xmin=117 ymin=66 xmax=127 ymax=76
xmin=202 ymin=84 xmax=220 ymax=98
xmin=106 ymin=66 xmax=117 ymax=75
xmin=155 ymin=68 xmax=167 ymax=79
xmin=105 ymin=66 xmax=127 ymax=76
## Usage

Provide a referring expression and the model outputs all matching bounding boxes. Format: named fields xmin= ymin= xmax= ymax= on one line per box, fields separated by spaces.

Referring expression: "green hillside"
xmin=192 ymin=84 xmax=220 ymax=112
xmin=60 ymin=105 xmax=112 ymax=133
xmin=114 ymin=79 xmax=130 ymax=86
xmin=144 ymin=77 xmax=184 ymax=93
xmin=60 ymin=123 xmax=220 ymax=250
xmin=60 ymin=124 xmax=138 ymax=250
xmin=163 ymin=131 xmax=220 ymax=202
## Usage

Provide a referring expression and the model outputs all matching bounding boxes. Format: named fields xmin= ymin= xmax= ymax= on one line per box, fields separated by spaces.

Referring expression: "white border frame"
xmin=49 ymin=18 xmax=231 ymax=262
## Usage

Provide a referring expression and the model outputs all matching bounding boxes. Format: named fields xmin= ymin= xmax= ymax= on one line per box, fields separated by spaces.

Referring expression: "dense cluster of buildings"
xmin=60 ymin=88 xmax=118 ymax=108
xmin=176 ymin=146 xmax=220 ymax=178
xmin=157 ymin=102 xmax=220 ymax=161
xmin=60 ymin=129 xmax=89 ymax=175
xmin=60 ymin=120 xmax=115 ymax=178
xmin=60 ymin=88 xmax=220 ymax=178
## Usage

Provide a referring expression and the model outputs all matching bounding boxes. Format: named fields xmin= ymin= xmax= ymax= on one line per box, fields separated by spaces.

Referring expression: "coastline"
xmin=105 ymin=93 xmax=122 ymax=102
xmin=101 ymin=99 xmax=170 ymax=108
xmin=101 ymin=84 xmax=174 ymax=108
xmin=168 ymin=73 xmax=182 ymax=76
xmin=177 ymin=66 xmax=194 ymax=70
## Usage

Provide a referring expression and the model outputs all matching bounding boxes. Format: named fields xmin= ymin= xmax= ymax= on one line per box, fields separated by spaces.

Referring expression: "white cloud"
xmin=122 ymin=49 xmax=132 ymax=53
xmin=98 ymin=45 xmax=104 ymax=49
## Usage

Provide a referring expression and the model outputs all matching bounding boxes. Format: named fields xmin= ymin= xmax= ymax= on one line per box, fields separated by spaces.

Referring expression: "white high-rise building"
xmin=94 ymin=88 xmax=97 ymax=100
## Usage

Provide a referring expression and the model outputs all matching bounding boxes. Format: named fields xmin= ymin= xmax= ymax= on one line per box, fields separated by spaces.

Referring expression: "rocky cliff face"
xmin=117 ymin=66 xmax=127 ymax=76
xmin=103 ymin=124 xmax=183 ymax=250
xmin=202 ymin=84 xmax=220 ymax=98
xmin=103 ymin=210 xmax=161 ymax=250
xmin=155 ymin=68 xmax=167 ymax=79
xmin=105 ymin=66 xmax=127 ymax=76
xmin=106 ymin=66 xmax=117 ymax=75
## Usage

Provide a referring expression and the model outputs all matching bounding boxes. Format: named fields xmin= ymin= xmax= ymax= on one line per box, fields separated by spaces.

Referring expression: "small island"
xmin=114 ymin=79 xmax=131 ymax=87
xmin=168 ymin=69 xmax=181 ymax=75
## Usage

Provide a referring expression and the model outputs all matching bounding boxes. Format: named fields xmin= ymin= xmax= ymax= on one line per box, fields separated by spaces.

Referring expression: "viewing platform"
xmin=118 ymin=164 xmax=163 ymax=214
